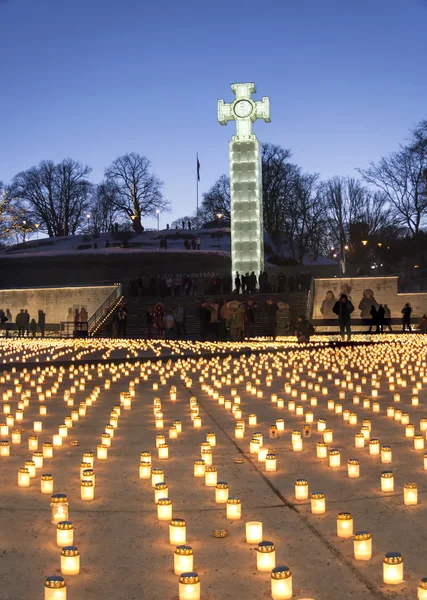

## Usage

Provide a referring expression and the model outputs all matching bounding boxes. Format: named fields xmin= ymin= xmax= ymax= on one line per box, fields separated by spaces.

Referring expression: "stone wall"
xmin=313 ymin=276 xmax=427 ymax=319
xmin=0 ymin=285 xmax=116 ymax=324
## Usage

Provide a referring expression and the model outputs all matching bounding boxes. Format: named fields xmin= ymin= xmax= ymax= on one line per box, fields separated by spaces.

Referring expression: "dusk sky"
xmin=1 ymin=0 xmax=426 ymax=228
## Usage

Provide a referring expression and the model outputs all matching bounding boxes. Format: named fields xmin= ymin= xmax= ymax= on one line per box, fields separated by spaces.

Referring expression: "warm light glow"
xmin=256 ymin=541 xmax=276 ymax=571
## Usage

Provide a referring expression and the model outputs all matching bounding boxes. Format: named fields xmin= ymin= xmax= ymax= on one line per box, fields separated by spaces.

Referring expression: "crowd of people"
xmin=330 ymin=293 xmax=427 ymax=341
xmin=0 ymin=308 xmax=46 ymax=337
xmin=127 ymin=270 xmax=312 ymax=299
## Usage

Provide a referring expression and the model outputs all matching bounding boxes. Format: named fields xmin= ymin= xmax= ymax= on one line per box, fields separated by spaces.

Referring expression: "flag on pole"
xmin=197 ymin=155 xmax=200 ymax=181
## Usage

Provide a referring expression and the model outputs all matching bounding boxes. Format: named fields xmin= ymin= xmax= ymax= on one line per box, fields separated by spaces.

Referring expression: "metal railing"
xmin=88 ymin=283 xmax=123 ymax=336
xmin=60 ymin=321 xmax=89 ymax=338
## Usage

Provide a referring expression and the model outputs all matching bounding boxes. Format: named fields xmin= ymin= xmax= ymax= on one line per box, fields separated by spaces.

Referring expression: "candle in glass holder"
xmin=28 ymin=435 xmax=38 ymax=451
xmin=381 ymin=446 xmax=392 ymax=463
xmin=18 ymin=467 xmax=30 ymax=487
xmin=12 ymin=429 xmax=21 ymax=444
xmin=417 ymin=578 xmax=427 ymax=600
xmin=179 ymin=572 xmax=200 ymax=600
xmin=381 ymin=471 xmax=394 ymax=492
xmin=354 ymin=531 xmax=372 ymax=560
xmin=316 ymin=442 xmax=327 ymax=458
xmin=158 ymin=444 xmax=169 ymax=460
xmin=347 ymin=458 xmax=360 ymax=478
xmin=97 ymin=444 xmax=108 ymax=460
xmin=57 ymin=521 xmax=74 ymax=547
xmin=295 ymin=479 xmax=308 ymax=500
xmin=44 ymin=575 xmax=66 ymax=600
xmin=369 ymin=439 xmax=380 ymax=456
xmin=157 ymin=498 xmax=173 ymax=521
xmin=383 ymin=552 xmax=403 ymax=584
xmin=139 ymin=461 xmax=151 ymax=479
xmin=311 ymin=492 xmax=325 ymax=514
xmin=52 ymin=435 xmax=62 ymax=448
xmin=249 ymin=414 xmax=257 ymax=426
xmin=404 ymin=482 xmax=418 ymax=505
xmin=245 ymin=521 xmax=263 ymax=544
xmin=193 ymin=459 xmax=205 ymax=478
xmin=405 ymin=424 xmax=415 ymax=438
xmin=151 ymin=468 xmax=164 ymax=487
xmin=337 ymin=512 xmax=353 ymax=538
xmin=414 ymin=435 xmax=425 ymax=450
xmin=61 ymin=546 xmax=80 ymax=575
xmin=25 ymin=460 xmax=36 ymax=478
xmin=276 ymin=419 xmax=284 ymax=431
xmin=215 ymin=482 xmax=229 ymax=504
xmin=226 ymin=497 xmax=241 ymax=520
xmin=169 ymin=518 xmax=186 ymax=545
xmin=265 ymin=453 xmax=277 ymax=472
xmin=317 ymin=419 xmax=326 ymax=432
xmin=329 ymin=449 xmax=340 ymax=468
xmin=256 ymin=541 xmax=276 ymax=571
xmin=271 ymin=566 xmax=292 ymax=600
xmin=174 ymin=545 xmax=193 ymax=575
xmin=154 ymin=482 xmax=168 ymax=502
xmin=33 ymin=451 xmax=43 ymax=469
xmin=205 ymin=466 xmax=217 ymax=487
xmin=206 ymin=432 xmax=216 ymax=447
xmin=355 ymin=433 xmax=365 ymax=448
xmin=50 ymin=494 xmax=69 ymax=525
xmin=323 ymin=429 xmax=333 ymax=444
xmin=0 ymin=440 xmax=10 ymax=457
xmin=373 ymin=401 xmax=380 ymax=413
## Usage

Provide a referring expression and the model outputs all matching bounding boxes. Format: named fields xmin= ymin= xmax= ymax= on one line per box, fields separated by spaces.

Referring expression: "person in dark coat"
xmin=358 ymin=289 xmax=378 ymax=319
xmin=234 ymin=272 xmax=241 ymax=295
xmin=38 ymin=310 xmax=46 ymax=338
xmin=332 ymin=293 xmax=354 ymax=341
xmin=266 ymin=299 xmax=278 ymax=340
xmin=30 ymin=318 xmax=38 ymax=337
xmin=384 ymin=304 xmax=393 ymax=332
xmin=368 ymin=305 xmax=379 ymax=333
xmin=199 ymin=301 xmax=211 ymax=341
xmin=295 ymin=315 xmax=315 ymax=342
xmin=16 ymin=309 xmax=27 ymax=337
xmin=377 ymin=304 xmax=385 ymax=333
xmin=401 ymin=303 xmax=412 ymax=332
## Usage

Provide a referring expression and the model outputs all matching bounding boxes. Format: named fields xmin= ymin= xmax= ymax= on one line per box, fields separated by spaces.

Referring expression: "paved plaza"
xmin=1 ymin=336 xmax=427 ymax=600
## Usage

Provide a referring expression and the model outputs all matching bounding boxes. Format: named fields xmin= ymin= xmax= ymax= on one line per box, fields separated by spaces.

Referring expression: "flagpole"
xmin=196 ymin=152 xmax=199 ymax=229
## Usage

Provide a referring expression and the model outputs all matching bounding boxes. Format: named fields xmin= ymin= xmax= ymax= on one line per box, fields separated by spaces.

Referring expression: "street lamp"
xmin=35 ymin=223 xmax=40 ymax=240
xmin=156 ymin=209 xmax=160 ymax=231
xmin=361 ymin=240 xmax=368 ymax=246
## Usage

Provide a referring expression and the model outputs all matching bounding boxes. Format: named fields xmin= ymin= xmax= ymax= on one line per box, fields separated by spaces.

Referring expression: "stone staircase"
xmin=97 ymin=293 xmax=309 ymax=338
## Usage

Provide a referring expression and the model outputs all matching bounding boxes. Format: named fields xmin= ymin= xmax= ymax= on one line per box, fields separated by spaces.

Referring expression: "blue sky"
xmin=1 ymin=0 xmax=426 ymax=228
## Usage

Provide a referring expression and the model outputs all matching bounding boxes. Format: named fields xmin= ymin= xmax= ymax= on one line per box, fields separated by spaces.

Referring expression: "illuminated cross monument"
xmin=218 ymin=82 xmax=270 ymax=279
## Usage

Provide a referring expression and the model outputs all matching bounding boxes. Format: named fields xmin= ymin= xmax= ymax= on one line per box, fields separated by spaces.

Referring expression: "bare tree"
xmin=10 ymin=159 xmax=92 ymax=237
xmin=262 ymin=143 xmax=298 ymax=238
xmin=358 ymin=135 xmax=427 ymax=236
xmin=200 ymin=174 xmax=231 ymax=222
xmin=283 ymin=172 xmax=328 ymax=263
xmin=89 ymin=182 xmax=122 ymax=234
xmin=104 ymin=153 xmax=168 ymax=232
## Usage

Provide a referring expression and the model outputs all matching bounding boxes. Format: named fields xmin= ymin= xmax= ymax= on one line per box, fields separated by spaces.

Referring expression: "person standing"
xmin=226 ymin=301 xmax=245 ymax=341
xmin=16 ymin=309 xmax=26 ymax=337
xmin=368 ymin=305 xmax=379 ymax=333
xmin=38 ymin=310 xmax=46 ymax=338
xmin=24 ymin=309 xmax=30 ymax=336
xmin=0 ymin=309 xmax=7 ymax=338
xmin=199 ymin=301 xmax=211 ymax=341
xmin=244 ymin=299 xmax=257 ymax=338
xmin=401 ymin=303 xmax=412 ymax=332
xmin=377 ymin=304 xmax=385 ymax=333
xmin=383 ymin=304 xmax=393 ymax=332
xmin=266 ymin=299 xmax=278 ymax=340
xmin=146 ymin=307 xmax=154 ymax=338
xmin=234 ymin=272 xmax=241 ymax=295
xmin=332 ymin=293 xmax=354 ymax=341
xmin=30 ymin=318 xmax=38 ymax=337
xmin=196 ymin=236 xmax=201 ymax=250
xmin=174 ymin=305 xmax=186 ymax=338
xmin=117 ymin=304 xmax=127 ymax=337
xmin=276 ymin=302 xmax=290 ymax=336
